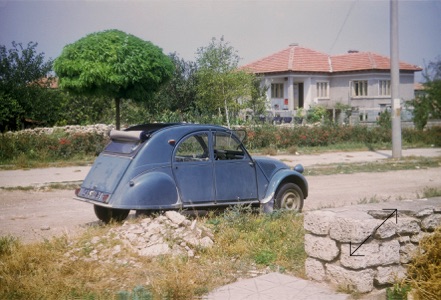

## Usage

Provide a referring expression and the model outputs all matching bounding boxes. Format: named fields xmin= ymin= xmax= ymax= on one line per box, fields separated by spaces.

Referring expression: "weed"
xmin=261 ymin=146 xmax=278 ymax=156
xmin=0 ymin=235 xmax=19 ymax=256
xmin=357 ymin=195 xmax=386 ymax=204
xmin=117 ymin=285 xmax=153 ymax=300
xmin=420 ymin=186 xmax=441 ymax=198
xmin=386 ymin=283 xmax=410 ymax=300
xmin=254 ymin=249 xmax=277 ymax=265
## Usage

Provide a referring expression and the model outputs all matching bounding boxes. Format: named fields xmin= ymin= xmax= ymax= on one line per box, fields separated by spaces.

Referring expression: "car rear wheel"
xmin=94 ymin=205 xmax=130 ymax=223
xmin=275 ymin=183 xmax=304 ymax=212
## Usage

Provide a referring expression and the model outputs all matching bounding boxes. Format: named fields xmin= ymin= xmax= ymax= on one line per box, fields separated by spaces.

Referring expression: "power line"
xmin=328 ymin=0 xmax=359 ymax=54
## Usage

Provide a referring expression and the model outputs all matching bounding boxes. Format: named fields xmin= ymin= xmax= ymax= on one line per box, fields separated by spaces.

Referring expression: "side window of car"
xmin=175 ymin=133 xmax=210 ymax=162
xmin=213 ymin=132 xmax=245 ymax=160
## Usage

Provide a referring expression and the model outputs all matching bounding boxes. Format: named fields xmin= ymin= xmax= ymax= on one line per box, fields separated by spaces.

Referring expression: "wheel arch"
xmin=111 ymin=171 xmax=180 ymax=209
xmin=277 ymin=174 xmax=308 ymax=199
xmin=263 ymin=169 xmax=308 ymax=203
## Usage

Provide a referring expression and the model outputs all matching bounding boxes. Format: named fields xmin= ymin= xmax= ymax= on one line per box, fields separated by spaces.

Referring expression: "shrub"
xmin=405 ymin=226 xmax=441 ymax=299
xmin=0 ymin=126 xmax=110 ymax=165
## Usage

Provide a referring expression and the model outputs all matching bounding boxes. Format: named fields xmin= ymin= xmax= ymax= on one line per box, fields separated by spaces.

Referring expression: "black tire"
xmin=94 ymin=205 xmax=130 ymax=223
xmin=274 ymin=183 xmax=304 ymax=212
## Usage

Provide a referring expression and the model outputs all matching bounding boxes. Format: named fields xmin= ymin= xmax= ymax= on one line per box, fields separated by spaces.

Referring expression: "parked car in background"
xmin=75 ymin=123 xmax=308 ymax=222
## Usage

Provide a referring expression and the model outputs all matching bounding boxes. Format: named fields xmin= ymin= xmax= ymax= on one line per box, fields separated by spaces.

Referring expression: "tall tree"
xmin=247 ymin=76 xmax=269 ymax=119
xmin=195 ymin=36 xmax=253 ymax=127
xmin=0 ymin=42 xmax=59 ymax=131
xmin=54 ymin=29 xmax=174 ymax=129
xmin=153 ymin=52 xmax=198 ymax=114
xmin=410 ymin=57 xmax=441 ymax=129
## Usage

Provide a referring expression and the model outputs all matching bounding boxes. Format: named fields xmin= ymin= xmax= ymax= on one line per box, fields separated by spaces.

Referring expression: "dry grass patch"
xmin=0 ymin=208 xmax=305 ymax=299
xmin=405 ymin=226 xmax=441 ymax=300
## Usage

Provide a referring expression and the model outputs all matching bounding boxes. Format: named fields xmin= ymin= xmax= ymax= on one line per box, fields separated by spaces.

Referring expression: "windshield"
xmin=104 ymin=140 xmax=141 ymax=155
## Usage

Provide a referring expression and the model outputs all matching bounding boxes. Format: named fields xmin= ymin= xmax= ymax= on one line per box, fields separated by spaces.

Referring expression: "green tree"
xmin=0 ymin=41 xmax=59 ymax=131
xmin=152 ymin=52 xmax=198 ymax=115
xmin=53 ymin=29 xmax=174 ymax=129
xmin=410 ymin=57 xmax=441 ymax=129
xmin=195 ymin=36 xmax=253 ymax=127
xmin=247 ymin=76 xmax=268 ymax=119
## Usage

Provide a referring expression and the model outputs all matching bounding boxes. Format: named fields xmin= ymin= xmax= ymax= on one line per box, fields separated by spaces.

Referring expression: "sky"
xmin=1 ymin=0 xmax=441 ymax=82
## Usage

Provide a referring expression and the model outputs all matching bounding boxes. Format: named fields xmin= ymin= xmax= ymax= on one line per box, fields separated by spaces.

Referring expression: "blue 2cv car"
xmin=75 ymin=123 xmax=308 ymax=222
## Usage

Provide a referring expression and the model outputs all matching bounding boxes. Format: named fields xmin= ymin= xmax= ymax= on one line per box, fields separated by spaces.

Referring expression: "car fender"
xmin=261 ymin=169 xmax=308 ymax=205
xmin=111 ymin=171 xmax=180 ymax=210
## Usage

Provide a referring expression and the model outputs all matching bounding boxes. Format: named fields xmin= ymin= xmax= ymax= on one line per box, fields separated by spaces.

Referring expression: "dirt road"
xmin=1 ymin=149 xmax=440 ymax=243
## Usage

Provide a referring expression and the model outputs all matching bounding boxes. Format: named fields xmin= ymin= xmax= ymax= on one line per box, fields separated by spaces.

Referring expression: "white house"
xmin=242 ymin=44 xmax=422 ymax=122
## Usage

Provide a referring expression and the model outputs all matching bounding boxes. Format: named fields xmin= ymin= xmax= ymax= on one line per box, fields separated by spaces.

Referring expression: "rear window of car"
xmin=104 ymin=141 xmax=141 ymax=155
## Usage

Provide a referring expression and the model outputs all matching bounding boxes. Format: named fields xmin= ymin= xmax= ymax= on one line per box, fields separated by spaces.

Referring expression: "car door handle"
xmin=249 ymin=162 xmax=255 ymax=167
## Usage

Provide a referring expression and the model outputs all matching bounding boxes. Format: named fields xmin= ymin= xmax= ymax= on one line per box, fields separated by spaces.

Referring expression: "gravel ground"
xmin=1 ymin=148 xmax=440 ymax=243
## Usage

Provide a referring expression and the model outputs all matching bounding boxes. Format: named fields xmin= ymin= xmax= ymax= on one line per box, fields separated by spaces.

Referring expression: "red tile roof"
xmin=241 ymin=45 xmax=422 ymax=74
xmin=331 ymin=51 xmax=422 ymax=72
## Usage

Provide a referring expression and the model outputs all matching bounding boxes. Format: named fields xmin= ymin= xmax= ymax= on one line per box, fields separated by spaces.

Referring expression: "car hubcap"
xmin=281 ymin=191 xmax=300 ymax=210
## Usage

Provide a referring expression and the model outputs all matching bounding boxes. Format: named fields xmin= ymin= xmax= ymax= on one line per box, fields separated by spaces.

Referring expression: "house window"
xmin=271 ymin=83 xmax=284 ymax=98
xmin=316 ymin=82 xmax=329 ymax=98
xmin=379 ymin=80 xmax=391 ymax=96
xmin=351 ymin=80 xmax=368 ymax=97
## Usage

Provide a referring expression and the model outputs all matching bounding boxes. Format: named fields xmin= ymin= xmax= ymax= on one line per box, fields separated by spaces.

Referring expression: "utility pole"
xmin=390 ymin=0 xmax=401 ymax=158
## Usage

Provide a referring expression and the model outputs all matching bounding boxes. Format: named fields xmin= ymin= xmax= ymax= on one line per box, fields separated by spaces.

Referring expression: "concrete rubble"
xmin=65 ymin=211 xmax=214 ymax=264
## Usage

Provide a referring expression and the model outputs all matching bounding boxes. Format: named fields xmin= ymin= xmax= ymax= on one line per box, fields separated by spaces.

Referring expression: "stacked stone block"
xmin=303 ymin=198 xmax=441 ymax=294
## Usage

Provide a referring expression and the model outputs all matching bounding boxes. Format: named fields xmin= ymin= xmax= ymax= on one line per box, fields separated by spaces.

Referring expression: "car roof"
xmin=125 ymin=123 xmax=229 ymax=134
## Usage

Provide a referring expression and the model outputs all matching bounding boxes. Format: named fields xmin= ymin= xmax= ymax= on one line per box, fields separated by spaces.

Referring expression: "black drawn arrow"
xmin=349 ymin=209 xmax=398 ymax=256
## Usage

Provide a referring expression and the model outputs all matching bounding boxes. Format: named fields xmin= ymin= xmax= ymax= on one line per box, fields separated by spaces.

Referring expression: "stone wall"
xmin=12 ymin=124 xmax=114 ymax=136
xmin=303 ymin=198 xmax=441 ymax=294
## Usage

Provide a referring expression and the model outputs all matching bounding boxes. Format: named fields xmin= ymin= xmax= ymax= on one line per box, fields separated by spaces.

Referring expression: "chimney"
xmin=348 ymin=50 xmax=359 ymax=53
xmin=290 ymin=43 xmax=299 ymax=47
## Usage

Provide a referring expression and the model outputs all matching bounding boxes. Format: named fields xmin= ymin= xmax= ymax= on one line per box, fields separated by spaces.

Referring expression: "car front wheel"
xmin=274 ymin=183 xmax=304 ymax=212
xmin=94 ymin=205 xmax=130 ymax=223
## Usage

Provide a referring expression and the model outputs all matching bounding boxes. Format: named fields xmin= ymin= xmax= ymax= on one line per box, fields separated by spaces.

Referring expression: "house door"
xmin=293 ymin=83 xmax=304 ymax=109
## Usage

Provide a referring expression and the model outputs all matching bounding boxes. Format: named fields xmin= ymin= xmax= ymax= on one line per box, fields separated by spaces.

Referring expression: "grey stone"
xmin=375 ymin=265 xmax=406 ymax=285
xmin=410 ymin=232 xmax=429 ymax=243
xmin=415 ymin=208 xmax=434 ymax=217
xmin=330 ymin=216 xmax=379 ymax=243
xmin=396 ymin=217 xmax=420 ymax=234
xmin=400 ymin=243 xmax=418 ymax=264
xmin=304 ymin=234 xmax=340 ymax=261
xmin=305 ymin=257 xmax=326 ymax=281
xmin=374 ymin=220 xmax=396 ymax=239
xmin=421 ymin=214 xmax=441 ymax=230
xmin=304 ymin=210 xmax=335 ymax=235
xmin=367 ymin=210 xmax=394 ymax=219
xmin=200 ymin=236 xmax=214 ymax=248
xmin=340 ymin=240 xmax=400 ymax=270
xmin=138 ymin=243 xmax=171 ymax=257
xmin=398 ymin=235 xmax=410 ymax=243
xmin=326 ymin=263 xmax=375 ymax=293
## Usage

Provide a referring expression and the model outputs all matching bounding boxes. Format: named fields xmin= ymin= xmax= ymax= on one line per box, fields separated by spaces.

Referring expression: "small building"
xmin=242 ymin=44 xmax=422 ymax=123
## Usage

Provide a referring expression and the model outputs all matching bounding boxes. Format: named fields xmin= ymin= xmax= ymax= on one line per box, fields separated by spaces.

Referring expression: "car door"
xmin=172 ymin=132 xmax=215 ymax=205
xmin=213 ymin=131 xmax=258 ymax=202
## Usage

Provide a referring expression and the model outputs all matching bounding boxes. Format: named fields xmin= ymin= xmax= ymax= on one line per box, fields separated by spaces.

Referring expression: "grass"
xmin=419 ymin=186 xmax=441 ymax=198
xmin=0 ymin=155 xmax=96 ymax=170
xmin=304 ymin=156 xmax=441 ymax=176
xmin=0 ymin=182 xmax=81 ymax=192
xmin=404 ymin=226 xmax=441 ymax=300
xmin=0 ymin=208 xmax=305 ymax=299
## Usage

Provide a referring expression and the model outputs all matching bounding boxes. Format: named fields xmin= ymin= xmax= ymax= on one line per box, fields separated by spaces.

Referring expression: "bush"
xmin=406 ymin=226 xmax=441 ymax=299
xmin=0 ymin=126 xmax=110 ymax=165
